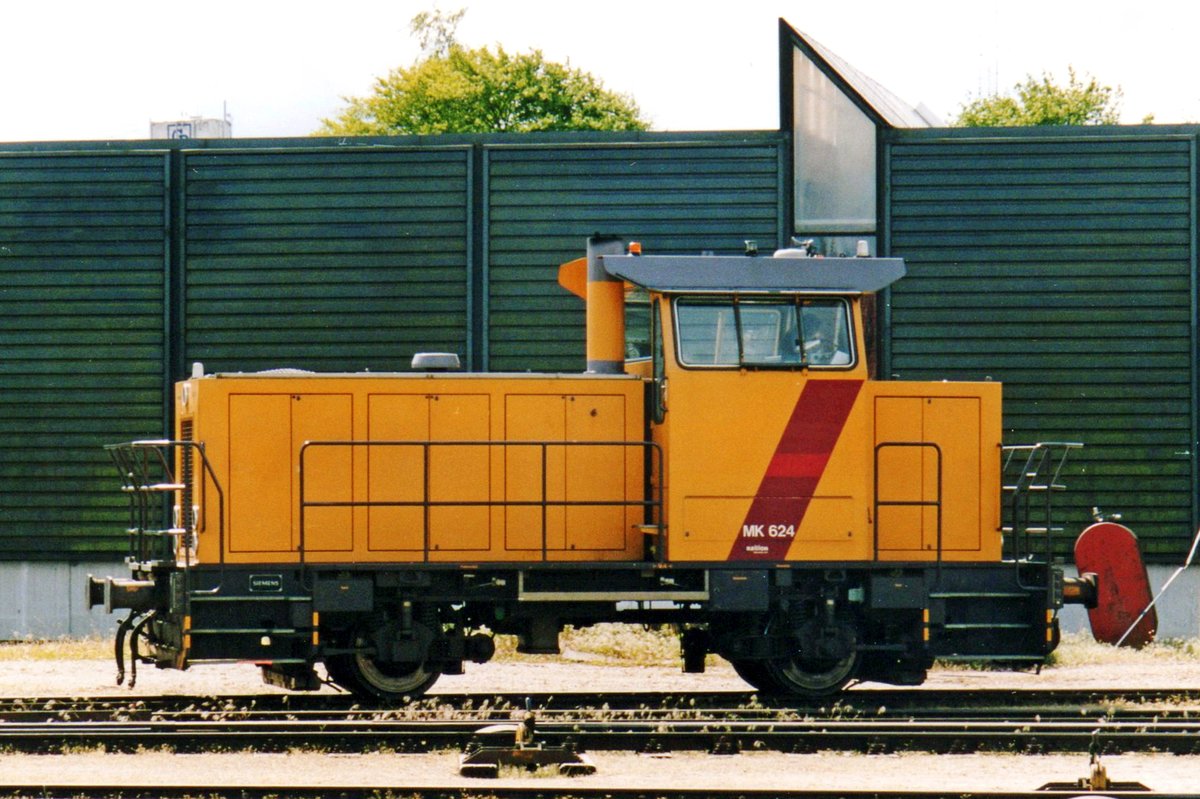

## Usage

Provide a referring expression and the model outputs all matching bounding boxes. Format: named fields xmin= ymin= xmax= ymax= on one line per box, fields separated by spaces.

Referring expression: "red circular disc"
xmin=1074 ymin=522 xmax=1157 ymax=648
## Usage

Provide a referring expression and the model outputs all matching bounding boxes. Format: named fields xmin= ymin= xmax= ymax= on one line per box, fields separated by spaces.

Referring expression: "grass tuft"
xmin=492 ymin=623 xmax=681 ymax=667
xmin=934 ymin=631 xmax=1200 ymax=672
xmin=1046 ymin=631 xmax=1200 ymax=667
xmin=559 ymin=624 xmax=680 ymax=665
xmin=0 ymin=636 xmax=111 ymax=661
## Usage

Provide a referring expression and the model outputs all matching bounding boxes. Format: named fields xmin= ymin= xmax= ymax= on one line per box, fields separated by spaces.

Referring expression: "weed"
xmin=1046 ymin=631 xmax=1200 ymax=666
xmin=934 ymin=631 xmax=1200 ymax=672
xmin=491 ymin=623 xmax=682 ymax=666
xmin=0 ymin=636 xmax=110 ymax=661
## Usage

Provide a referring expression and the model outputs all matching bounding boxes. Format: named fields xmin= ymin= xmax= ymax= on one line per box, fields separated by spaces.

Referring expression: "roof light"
xmin=627 ymin=241 xmax=642 ymax=255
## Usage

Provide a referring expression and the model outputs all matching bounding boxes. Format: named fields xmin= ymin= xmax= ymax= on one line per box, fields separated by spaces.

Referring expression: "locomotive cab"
xmin=592 ymin=243 xmax=1001 ymax=567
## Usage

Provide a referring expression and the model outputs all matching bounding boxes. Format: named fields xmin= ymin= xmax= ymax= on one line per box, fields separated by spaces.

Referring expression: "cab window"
xmin=624 ymin=285 xmax=651 ymax=360
xmin=673 ymin=297 xmax=854 ymax=368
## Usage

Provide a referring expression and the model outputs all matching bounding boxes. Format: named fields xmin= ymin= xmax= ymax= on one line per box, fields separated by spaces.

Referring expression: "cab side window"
xmin=624 ymin=285 xmax=651 ymax=360
xmin=651 ymin=300 xmax=666 ymax=422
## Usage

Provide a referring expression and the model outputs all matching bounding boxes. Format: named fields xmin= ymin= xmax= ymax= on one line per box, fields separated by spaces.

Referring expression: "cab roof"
xmin=601 ymin=254 xmax=906 ymax=295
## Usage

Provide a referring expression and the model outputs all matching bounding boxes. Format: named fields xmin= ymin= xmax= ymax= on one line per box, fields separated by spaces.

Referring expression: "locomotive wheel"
xmin=325 ymin=648 xmax=440 ymax=702
xmin=758 ymin=614 xmax=860 ymax=696
xmin=324 ymin=626 xmax=440 ymax=703
xmin=763 ymin=648 xmax=858 ymax=695
xmin=729 ymin=658 xmax=783 ymax=693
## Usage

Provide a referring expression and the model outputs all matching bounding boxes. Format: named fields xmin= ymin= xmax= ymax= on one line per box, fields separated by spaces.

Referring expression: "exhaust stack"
xmin=585 ymin=235 xmax=626 ymax=374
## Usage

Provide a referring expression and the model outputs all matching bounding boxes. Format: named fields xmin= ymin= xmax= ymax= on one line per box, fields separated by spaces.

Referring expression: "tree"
xmin=317 ymin=9 xmax=648 ymax=135
xmin=953 ymin=67 xmax=1123 ymax=127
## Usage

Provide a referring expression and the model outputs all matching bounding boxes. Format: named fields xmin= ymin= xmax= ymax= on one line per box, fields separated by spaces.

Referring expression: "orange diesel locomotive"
xmin=89 ymin=236 xmax=1094 ymax=700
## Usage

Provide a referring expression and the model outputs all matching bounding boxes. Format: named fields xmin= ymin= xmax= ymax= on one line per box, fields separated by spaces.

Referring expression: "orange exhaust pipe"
xmin=585 ymin=235 xmax=626 ymax=374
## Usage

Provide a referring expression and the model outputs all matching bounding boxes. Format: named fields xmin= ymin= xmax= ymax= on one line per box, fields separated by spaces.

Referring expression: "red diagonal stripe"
xmin=730 ymin=379 xmax=863 ymax=561
xmin=763 ymin=452 xmax=829 ymax=480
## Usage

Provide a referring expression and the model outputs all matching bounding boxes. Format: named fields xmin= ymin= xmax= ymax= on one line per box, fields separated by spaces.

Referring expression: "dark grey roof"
xmin=600 ymin=255 xmax=906 ymax=294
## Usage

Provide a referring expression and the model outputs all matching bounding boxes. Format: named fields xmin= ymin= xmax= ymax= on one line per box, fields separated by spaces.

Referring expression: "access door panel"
xmin=428 ymin=394 xmax=491 ymax=552
xmin=228 ymin=393 xmax=353 ymax=554
xmin=565 ymin=395 xmax=627 ymax=551
xmin=924 ymin=397 xmax=980 ymax=551
xmin=229 ymin=394 xmax=293 ymax=553
xmin=875 ymin=394 xmax=984 ymax=557
xmin=874 ymin=396 xmax=925 ymax=552
xmin=294 ymin=394 xmax=354 ymax=552
xmin=504 ymin=395 xmax=565 ymax=552
xmin=366 ymin=394 xmax=428 ymax=551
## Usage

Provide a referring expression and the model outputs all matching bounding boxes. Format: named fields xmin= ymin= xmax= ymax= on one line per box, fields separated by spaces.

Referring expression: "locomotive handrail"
xmin=873 ymin=441 xmax=943 ymax=575
xmin=297 ymin=439 xmax=664 ymax=565
xmin=1001 ymin=442 xmax=1082 ymax=563
xmin=104 ymin=440 xmax=226 ymax=574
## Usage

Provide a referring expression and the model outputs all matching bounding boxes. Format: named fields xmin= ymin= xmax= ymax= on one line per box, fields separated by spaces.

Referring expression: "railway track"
xmin=1 ymin=688 xmax=1199 ymax=755
xmin=2 ymin=714 xmax=1199 ymax=754
xmin=0 ymin=789 xmax=1193 ymax=799
xmin=3 ymin=686 xmax=1197 ymax=717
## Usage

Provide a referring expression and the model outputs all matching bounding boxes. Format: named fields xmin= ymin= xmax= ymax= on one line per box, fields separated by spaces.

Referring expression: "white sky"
xmin=1 ymin=0 xmax=1195 ymax=142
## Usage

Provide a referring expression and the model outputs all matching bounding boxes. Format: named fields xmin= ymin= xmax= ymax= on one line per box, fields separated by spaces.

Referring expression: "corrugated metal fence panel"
xmin=0 ymin=152 xmax=167 ymax=560
xmin=183 ymin=147 xmax=472 ymax=373
xmin=885 ymin=132 xmax=1195 ymax=560
xmin=486 ymin=138 xmax=785 ymax=371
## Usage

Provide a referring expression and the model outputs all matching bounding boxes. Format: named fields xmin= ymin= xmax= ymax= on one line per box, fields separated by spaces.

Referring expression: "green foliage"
xmin=954 ymin=67 xmax=1123 ymax=127
xmin=409 ymin=7 xmax=465 ymax=57
xmin=318 ymin=9 xmax=648 ymax=135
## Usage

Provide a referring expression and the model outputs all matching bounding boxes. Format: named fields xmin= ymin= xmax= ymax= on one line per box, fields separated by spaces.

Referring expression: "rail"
xmin=3 ymin=699 xmax=1199 ymax=755
xmin=298 ymin=439 xmax=664 ymax=564
xmin=104 ymin=440 xmax=225 ymax=569
xmin=5 ymin=687 xmax=1199 ymax=718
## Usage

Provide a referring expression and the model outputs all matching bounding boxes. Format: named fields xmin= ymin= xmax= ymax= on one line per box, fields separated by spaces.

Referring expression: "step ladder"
xmin=184 ymin=591 xmax=316 ymax=664
xmin=106 ymin=440 xmax=192 ymax=568
xmin=105 ymin=438 xmax=224 ymax=570
xmin=1000 ymin=442 xmax=1082 ymax=561
xmin=927 ymin=573 xmax=1050 ymax=661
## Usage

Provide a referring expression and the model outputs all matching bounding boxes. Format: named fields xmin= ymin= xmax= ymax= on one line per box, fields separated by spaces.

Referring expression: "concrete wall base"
xmin=1060 ymin=565 xmax=1199 ymax=640
xmin=0 ymin=561 xmax=126 ymax=640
